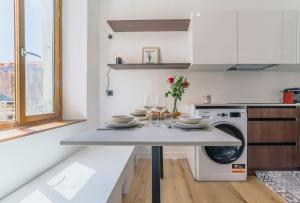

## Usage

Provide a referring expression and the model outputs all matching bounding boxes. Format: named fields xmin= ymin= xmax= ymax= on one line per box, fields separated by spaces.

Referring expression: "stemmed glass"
xmin=155 ymin=95 xmax=166 ymax=112
xmin=155 ymin=95 xmax=166 ymax=125
xmin=144 ymin=96 xmax=155 ymax=126
xmin=144 ymin=96 xmax=154 ymax=113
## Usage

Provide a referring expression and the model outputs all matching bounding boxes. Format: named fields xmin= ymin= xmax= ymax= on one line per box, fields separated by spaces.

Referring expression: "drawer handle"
xmin=248 ymin=143 xmax=296 ymax=146
xmin=248 ymin=118 xmax=296 ymax=121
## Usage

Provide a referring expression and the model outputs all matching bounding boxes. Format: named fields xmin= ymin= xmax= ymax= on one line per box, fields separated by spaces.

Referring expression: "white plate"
xmin=174 ymin=120 xmax=210 ymax=129
xmin=176 ymin=120 xmax=209 ymax=126
xmin=106 ymin=119 xmax=140 ymax=128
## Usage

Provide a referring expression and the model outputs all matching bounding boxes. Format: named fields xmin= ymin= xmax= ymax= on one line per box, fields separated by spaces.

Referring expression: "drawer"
xmin=248 ymin=107 xmax=297 ymax=118
xmin=248 ymin=121 xmax=297 ymax=143
xmin=248 ymin=146 xmax=297 ymax=169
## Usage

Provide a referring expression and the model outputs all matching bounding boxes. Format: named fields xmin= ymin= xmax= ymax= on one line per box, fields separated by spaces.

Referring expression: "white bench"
xmin=2 ymin=146 xmax=137 ymax=203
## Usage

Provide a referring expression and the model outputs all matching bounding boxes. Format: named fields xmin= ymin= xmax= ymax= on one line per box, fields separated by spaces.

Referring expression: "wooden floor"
xmin=123 ymin=159 xmax=285 ymax=203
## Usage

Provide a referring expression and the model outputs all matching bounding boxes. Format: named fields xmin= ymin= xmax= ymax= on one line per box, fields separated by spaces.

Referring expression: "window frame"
xmin=0 ymin=0 xmax=62 ymax=129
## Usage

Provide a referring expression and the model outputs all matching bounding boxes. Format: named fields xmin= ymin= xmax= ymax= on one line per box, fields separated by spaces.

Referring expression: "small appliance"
xmin=282 ymin=88 xmax=300 ymax=104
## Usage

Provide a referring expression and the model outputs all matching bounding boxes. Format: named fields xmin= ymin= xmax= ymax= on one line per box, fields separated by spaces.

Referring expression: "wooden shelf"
xmin=108 ymin=63 xmax=191 ymax=70
xmin=107 ymin=19 xmax=190 ymax=32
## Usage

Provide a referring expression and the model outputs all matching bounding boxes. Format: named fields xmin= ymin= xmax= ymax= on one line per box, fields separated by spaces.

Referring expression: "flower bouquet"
xmin=165 ymin=76 xmax=190 ymax=117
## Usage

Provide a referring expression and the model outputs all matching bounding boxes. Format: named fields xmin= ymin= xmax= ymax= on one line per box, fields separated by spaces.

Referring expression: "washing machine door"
xmin=204 ymin=122 xmax=245 ymax=164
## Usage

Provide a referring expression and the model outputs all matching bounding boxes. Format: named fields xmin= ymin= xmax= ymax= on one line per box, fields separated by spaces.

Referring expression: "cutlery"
xmin=180 ymin=128 xmax=213 ymax=132
xmin=97 ymin=128 xmax=136 ymax=131
xmin=97 ymin=128 xmax=117 ymax=131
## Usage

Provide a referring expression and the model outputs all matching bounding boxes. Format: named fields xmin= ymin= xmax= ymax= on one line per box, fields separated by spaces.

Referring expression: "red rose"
xmin=168 ymin=77 xmax=175 ymax=84
xmin=183 ymin=81 xmax=190 ymax=88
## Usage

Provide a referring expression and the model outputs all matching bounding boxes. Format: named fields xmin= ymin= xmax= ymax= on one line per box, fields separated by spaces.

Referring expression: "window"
xmin=0 ymin=0 xmax=61 ymax=128
xmin=0 ymin=0 xmax=16 ymax=124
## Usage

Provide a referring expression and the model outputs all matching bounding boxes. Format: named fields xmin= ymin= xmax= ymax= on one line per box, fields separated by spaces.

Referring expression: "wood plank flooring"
xmin=123 ymin=159 xmax=285 ymax=203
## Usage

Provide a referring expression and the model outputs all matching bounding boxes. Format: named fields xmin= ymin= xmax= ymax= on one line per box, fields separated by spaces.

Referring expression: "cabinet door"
xmin=248 ymin=146 xmax=297 ymax=169
xmin=192 ymin=11 xmax=237 ymax=65
xmin=248 ymin=121 xmax=297 ymax=143
xmin=247 ymin=107 xmax=297 ymax=118
xmin=282 ymin=10 xmax=297 ymax=64
xmin=238 ymin=10 xmax=282 ymax=64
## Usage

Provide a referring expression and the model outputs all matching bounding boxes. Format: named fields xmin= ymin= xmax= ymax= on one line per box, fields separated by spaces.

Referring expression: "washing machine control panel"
xmin=217 ymin=113 xmax=229 ymax=117
xmin=229 ymin=112 xmax=241 ymax=117
xmin=217 ymin=112 xmax=242 ymax=118
xmin=194 ymin=108 xmax=246 ymax=120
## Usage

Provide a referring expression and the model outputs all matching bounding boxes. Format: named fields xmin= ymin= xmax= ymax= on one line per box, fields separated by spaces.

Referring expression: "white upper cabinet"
xmin=238 ymin=10 xmax=282 ymax=64
xmin=190 ymin=10 xmax=237 ymax=70
xmin=282 ymin=10 xmax=297 ymax=64
xmin=190 ymin=10 xmax=300 ymax=71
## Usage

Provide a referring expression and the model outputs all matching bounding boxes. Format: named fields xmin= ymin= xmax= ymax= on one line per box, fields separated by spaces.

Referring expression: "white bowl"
xmin=178 ymin=116 xmax=202 ymax=124
xmin=133 ymin=109 xmax=147 ymax=115
xmin=111 ymin=115 xmax=134 ymax=123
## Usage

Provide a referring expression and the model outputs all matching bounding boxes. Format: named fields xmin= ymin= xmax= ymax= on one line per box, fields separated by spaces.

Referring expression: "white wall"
xmin=99 ymin=0 xmax=300 ymax=158
xmin=0 ymin=0 xmax=99 ymax=199
xmin=62 ymin=0 xmax=88 ymax=119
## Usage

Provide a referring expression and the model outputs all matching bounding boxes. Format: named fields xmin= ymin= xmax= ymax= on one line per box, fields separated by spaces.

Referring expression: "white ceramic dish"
xmin=178 ymin=116 xmax=202 ymax=124
xmin=174 ymin=120 xmax=210 ymax=129
xmin=131 ymin=113 xmax=147 ymax=117
xmin=107 ymin=119 xmax=139 ymax=128
xmin=131 ymin=109 xmax=147 ymax=116
xmin=111 ymin=115 xmax=134 ymax=123
xmin=134 ymin=109 xmax=147 ymax=114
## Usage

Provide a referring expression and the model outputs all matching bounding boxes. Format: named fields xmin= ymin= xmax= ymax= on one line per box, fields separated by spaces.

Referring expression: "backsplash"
xmin=99 ymin=69 xmax=300 ymax=121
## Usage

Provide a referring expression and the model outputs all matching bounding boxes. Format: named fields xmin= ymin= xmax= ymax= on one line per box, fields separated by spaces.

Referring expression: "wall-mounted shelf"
xmin=107 ymin=19 xmax=190 ymax=32
xmin=108 ymin=63 xmax=191 ymax=70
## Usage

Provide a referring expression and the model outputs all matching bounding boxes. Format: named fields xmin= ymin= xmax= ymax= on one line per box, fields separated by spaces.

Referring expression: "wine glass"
xmin=155 ymin=95 xmax=166 ymax=112
xmin=144 ymin=96 xmax=154 ymax=113
xmin=155 ymin=95 xmax=166 ymax=125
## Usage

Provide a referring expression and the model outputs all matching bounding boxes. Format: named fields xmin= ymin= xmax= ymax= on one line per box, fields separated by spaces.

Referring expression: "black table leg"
xmin=152 ymin=146 xmax=161 ymax=203
xmin=160 ymin=146 xmax=164 ymax=179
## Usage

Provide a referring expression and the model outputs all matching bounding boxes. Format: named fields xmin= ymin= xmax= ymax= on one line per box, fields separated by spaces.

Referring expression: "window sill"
xmin=0 ymin=120 xmax=86 ymax=143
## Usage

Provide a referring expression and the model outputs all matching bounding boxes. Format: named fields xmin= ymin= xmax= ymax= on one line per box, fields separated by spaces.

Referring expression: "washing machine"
xmin=187 ymin=105 xmax=247 ymax=181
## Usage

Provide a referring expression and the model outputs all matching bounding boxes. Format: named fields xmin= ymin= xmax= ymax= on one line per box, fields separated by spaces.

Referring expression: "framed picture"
xmin=142 ymin=47 xmax=159 ymax=64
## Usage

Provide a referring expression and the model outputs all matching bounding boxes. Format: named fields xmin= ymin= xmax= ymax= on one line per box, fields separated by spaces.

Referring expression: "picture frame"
xmin=142 ymin=47 xmax=160 ymax=64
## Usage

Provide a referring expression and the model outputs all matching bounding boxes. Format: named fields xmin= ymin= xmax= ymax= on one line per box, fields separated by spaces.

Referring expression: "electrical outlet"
xmin=106 ymin=90 xmax=113 ymax=96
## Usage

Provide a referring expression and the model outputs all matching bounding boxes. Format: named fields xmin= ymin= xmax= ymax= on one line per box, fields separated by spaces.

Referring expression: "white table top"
xmin=61 ymin=125 xmax=241 ymax=146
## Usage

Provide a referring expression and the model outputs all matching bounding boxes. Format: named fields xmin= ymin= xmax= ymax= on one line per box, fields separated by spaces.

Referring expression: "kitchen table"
xmin=61 ymin=125 xmax=241 ymax=203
